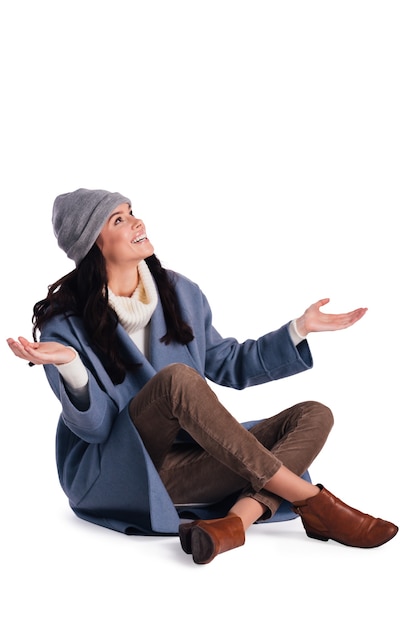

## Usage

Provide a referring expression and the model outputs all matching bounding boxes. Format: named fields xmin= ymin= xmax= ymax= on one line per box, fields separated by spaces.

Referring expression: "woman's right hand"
xmin=6 ymin=336 xmax=76 ymax=366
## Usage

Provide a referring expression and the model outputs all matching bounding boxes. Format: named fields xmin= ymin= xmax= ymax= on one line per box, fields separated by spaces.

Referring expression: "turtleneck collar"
xmin=107 ymin=260 xmax=158 ymax=333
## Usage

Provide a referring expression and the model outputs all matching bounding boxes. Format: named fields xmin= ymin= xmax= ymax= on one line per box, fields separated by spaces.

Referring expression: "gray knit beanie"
xmin=52 ymin=188 xmax=131 ymax=265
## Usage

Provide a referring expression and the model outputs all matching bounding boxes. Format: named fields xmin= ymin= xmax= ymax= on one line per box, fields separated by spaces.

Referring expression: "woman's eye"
xmin=114 ymin=216 xmax=123 ymax=225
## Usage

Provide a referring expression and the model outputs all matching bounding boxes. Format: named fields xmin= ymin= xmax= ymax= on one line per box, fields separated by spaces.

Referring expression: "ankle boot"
xmin=292 ymin=484 xmax=398 ymax=548
xmin=178 ymin=513 xmax=245 ymax=564
xmin=179 ymin=513 xmax=243 ymax=555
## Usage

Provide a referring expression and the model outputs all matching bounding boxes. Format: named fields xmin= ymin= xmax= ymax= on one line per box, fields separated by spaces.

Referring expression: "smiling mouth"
xmin=131 ymin=233 xmax=148 ymax=244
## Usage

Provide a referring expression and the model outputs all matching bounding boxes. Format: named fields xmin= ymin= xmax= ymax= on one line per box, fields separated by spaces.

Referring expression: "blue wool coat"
xmin=41 ymin=271 xmax=313 ymax=535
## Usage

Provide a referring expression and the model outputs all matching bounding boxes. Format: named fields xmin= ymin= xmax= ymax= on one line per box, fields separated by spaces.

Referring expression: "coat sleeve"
xmin=40 ymin=316 xmax=121 ymax=443
xmin=43 ymin=364 xmax=119 ymax=443
xmin=199 ymin=291 xmax=314 ymax=389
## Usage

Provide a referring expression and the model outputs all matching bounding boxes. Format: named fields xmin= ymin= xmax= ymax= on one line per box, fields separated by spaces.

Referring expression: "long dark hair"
xmin=32 ymin=245 xmax=194 ymax=384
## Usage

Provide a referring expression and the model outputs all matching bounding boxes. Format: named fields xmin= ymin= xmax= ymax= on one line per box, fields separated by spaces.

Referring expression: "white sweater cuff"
xmin=55 ymin=349 xmax=89 ymax=390
xmin=289 ymin=319 xmax=307 ymax=346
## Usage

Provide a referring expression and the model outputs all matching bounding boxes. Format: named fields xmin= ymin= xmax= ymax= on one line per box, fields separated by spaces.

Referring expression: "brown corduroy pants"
xmin=129 ymin=363 xmax=334 ymax=519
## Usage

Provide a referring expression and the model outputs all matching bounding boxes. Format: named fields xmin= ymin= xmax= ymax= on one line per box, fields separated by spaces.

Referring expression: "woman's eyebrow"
xmin=108 ymin=207 xmax=130 ymax=220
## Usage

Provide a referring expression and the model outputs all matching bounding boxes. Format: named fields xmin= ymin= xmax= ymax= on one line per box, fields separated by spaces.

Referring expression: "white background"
xmin=1 ymin=1 xmax=416 ymax=624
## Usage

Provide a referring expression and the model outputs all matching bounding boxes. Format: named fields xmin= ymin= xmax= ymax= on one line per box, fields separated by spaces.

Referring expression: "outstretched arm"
xmin=295 ymin=298 xmax=367 ymax=336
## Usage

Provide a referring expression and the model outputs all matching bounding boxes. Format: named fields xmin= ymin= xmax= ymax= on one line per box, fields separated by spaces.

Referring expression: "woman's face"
xmin=96 ymin=203 xmax=154 ymax=265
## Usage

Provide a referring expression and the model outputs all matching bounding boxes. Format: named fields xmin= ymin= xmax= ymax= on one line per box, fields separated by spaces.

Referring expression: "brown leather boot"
xmin=292 ymin=484 xmax=398 ymax=548
xmin=179 ymin=513 xmax=245 ymax=564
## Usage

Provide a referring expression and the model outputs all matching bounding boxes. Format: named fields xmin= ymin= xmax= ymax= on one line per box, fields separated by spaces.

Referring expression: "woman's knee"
xmin=154 ymin=363 xmax=206 ymax=396
xmin=303 ymin=400 xmax=334 ymax=434
xmin=131 ymin=364 xmax=200 ymax=412
xmin=158 ymin=363 xmax=202 ymax=384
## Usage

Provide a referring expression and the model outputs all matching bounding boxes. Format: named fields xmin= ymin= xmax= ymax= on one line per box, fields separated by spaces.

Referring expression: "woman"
xmin=7 ymin=188 xmax=398 ymax=564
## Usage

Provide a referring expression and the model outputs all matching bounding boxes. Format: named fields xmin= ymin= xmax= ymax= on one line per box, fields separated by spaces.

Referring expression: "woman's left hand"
xmin=295 ymin=298 xmax=368 ymax=336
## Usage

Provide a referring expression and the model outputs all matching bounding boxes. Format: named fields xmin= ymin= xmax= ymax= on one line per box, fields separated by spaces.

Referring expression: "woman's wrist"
xmin=56 ymin=345 xmax=78 ymax=366
xmin=294 ymin=317 xmax=308 ymax=338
